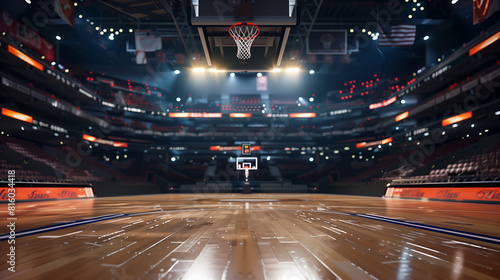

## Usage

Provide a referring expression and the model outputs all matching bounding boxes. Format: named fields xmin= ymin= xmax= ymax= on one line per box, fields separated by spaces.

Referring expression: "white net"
xmin=229 ymin=24 xmax=259 ymax=60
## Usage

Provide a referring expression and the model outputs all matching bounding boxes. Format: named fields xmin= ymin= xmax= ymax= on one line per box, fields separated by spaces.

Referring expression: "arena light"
xmin=193 ymin=68 xmax=205 ymax=72
xmin=470 ymin=31 xmax=500 ymax=56
xmin=1 ymin=108 xmax=33 ymax=123
xmin=357 ymin=137 xmax=393 ymax=149
xmin=174 ymin=70 xmax=180 ymax=74
xmin=289 ymin=113 xmax=316 ymax=118
xmin=82 ymin=134 xmax=97 ymax=142
xmin=381 ymin=137 xmax=393 ymax=144
xmin=169 ymin=112 xmax=222 ymax=118
xmin=395 ymin=111 xmax=409 ymax=122
xmin=442 ymin=111 xmax=472 ymax=127
xmin=198 ymin=113 xmax=222 ymax=118
xmin=112 ymin=142 xmax=128 ymax=148
xmin=230 ymin=113 xmax=252 ymax=118
xmin=356 ymin=142 xmax=366 ymax=148
xmin=286 ymin=68 xmax=299 ymax=72
xmin=8 ymin=45 xmax=43 ymax=71
xmin=169 ymin=112 xmax=190 ymax=118
xmin=210 ymin=145 xmax=261 ymax=151
xmin=369 ymin=96 xmax=397 ymax=109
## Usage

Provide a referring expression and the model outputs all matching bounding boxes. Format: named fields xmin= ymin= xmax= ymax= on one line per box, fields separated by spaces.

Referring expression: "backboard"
xmin=190 ymin=0 xmax=297 ymax=71
xmin=236 ymin=157 xmax=258 ymax=170
xmin=191 ymin=0 xmax=297 ymax=26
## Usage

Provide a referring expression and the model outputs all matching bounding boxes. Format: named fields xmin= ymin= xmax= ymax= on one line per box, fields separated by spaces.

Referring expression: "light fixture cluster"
xmin=405 ymin=0 xmax=425 ymax=19
xmin=78 ymin=13 xmax=132 ymax=41
xmin=349 ymin=28 xmax=380 ymax=40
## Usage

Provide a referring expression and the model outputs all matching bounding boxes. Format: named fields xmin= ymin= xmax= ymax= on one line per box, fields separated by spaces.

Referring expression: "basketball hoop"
xmin=229 ymin=22 xmax=260 ymax=60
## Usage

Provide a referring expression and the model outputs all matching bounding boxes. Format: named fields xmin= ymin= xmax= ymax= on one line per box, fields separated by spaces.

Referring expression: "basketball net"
xmin=229 ymin=23 xmax=260 ymax=60
xmin=244 ymin=167 xmax=249 ymax=182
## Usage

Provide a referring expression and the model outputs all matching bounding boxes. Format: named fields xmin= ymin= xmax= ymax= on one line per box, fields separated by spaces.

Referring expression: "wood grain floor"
xmin=1 ymin=193 xmax=500 ymax=279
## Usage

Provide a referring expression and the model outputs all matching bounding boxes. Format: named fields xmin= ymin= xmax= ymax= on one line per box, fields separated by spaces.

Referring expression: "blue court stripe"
xmin=354 ymin=213 xmax=500 ymax=245
xmin=0 ymin=214 xmax=124 ymax=241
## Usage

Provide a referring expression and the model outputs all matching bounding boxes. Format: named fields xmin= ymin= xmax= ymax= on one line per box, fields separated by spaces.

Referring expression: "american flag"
xmin=378 ymin=25 xmax=416 ymax=47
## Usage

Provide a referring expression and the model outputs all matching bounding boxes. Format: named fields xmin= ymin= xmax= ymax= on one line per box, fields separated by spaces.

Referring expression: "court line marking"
xmin=37 ymin=230 xmax=83 ymax=239
xmin=2 ymin=208 xmax=500 ymax=246
xmin=354 ymin=214 xmax=500 ymax=245
xmin=0 ymin=214 xmax=124 ymax=241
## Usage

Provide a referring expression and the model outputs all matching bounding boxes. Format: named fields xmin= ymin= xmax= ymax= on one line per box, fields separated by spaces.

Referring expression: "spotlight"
xmin=171 ymin=157 xmax=176 ymax=162
xmin=55 ymin=35 xmax=61 ymax=40
xmin=230 ymin=72 xmax=235 ymax=77
xmin=193 ymin=68 xmax=205 ymax=72
xmin=423 ymin=35 xmax=430 ymax=40
xmin=309 ymin=97 xmax=314 ymax=102
xmin=129 ymin=29 xmax=133 ymax=33
xmin=401 ymin=99 xmax=406 ymax=104
xmin=309 ymin=157 xmax=314 ymax=162
xmin=176 ymin=97 xmax=181 ymax=102
xmin=286 ymin=68 xmax=299 ymax=72
xmin=174 ymin=70 xmax=180 ymax=74
xmin=309 ymin=70 xmax=315 ymax=74
xmin=257 ymin=72 xmax=262 ymax=77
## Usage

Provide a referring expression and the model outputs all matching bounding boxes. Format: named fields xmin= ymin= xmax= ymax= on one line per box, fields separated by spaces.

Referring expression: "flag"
xmin=474 ymin=0 xmax=500 ymax=24
xmin=53 ymin=0 xmax=75 ymax=27
xmin=378 ymin=25 xmax=416 ymax=47
xmin=135 ymin=30 xmax=161 ymax=64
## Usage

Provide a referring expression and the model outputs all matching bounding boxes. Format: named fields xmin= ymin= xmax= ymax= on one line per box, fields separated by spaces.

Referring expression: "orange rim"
xmin=228 ymin=22 xmax=260 ymax=40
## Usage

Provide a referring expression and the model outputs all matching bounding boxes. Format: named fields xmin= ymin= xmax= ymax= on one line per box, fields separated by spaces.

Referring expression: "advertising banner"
xmin=385 ymin=187 xmax=500 ymax=202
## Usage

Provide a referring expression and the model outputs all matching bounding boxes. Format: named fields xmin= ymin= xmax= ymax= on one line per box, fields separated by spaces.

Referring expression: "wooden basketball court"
xmin=1 ymin=194 xmax=500 ymax=279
